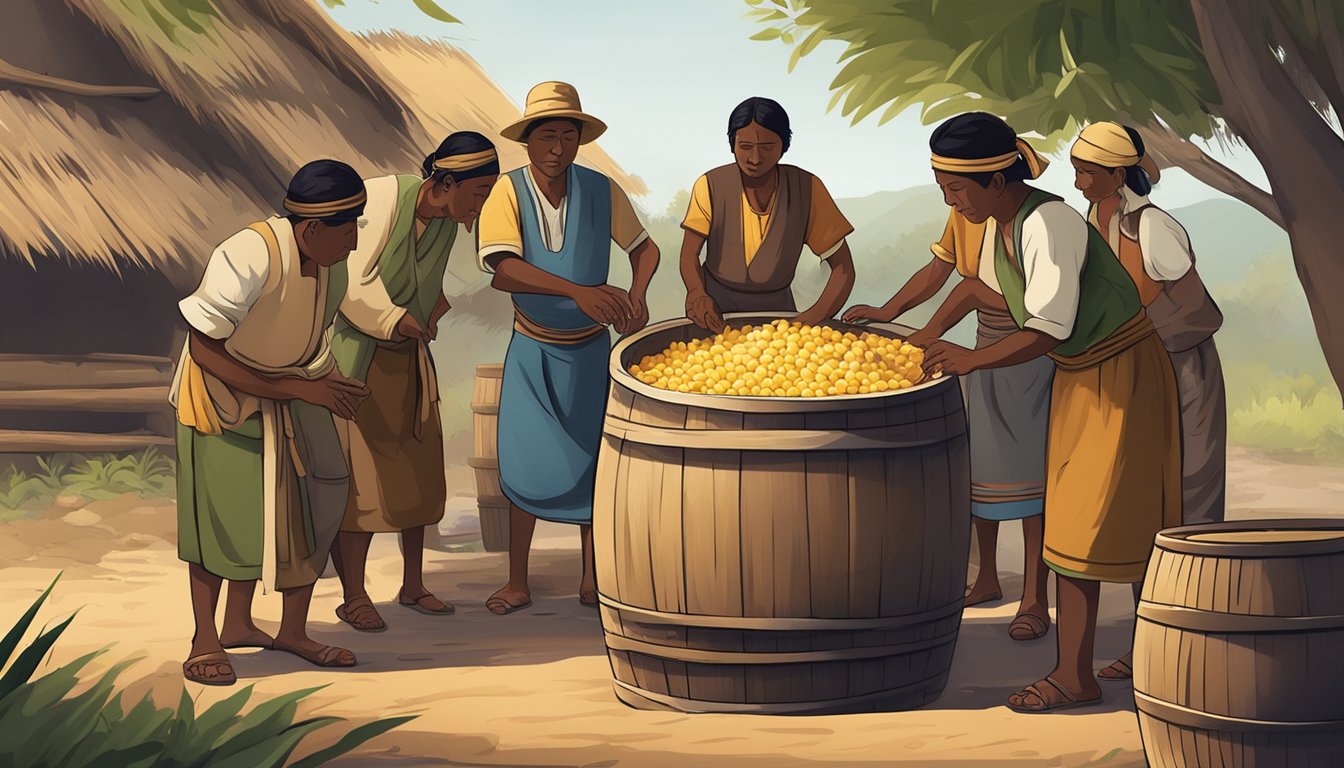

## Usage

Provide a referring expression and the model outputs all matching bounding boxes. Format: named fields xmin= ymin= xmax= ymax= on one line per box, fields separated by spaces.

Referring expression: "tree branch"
xmin=1138 ymin=121 xmax=1284 ymax=228
xmin=0 ymin=58 xmax=161 ymax=100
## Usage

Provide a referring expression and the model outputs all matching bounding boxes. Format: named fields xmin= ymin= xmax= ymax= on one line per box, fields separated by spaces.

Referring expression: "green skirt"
xmin=176 ymin=418 xmax=268 ymax=581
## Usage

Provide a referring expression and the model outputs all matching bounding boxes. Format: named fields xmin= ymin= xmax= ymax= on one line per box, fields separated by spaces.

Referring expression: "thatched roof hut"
xmin=0 ymin=0 xmax=641 ymax=452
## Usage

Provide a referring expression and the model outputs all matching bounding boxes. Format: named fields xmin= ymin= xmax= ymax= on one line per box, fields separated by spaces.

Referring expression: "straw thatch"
xmin=0 ymin=0 xmax=644 ymax=288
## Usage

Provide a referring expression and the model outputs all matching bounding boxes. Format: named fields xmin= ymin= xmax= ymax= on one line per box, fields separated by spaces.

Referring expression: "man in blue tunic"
xmin=477 ymin=81 xmax=660 ymax=614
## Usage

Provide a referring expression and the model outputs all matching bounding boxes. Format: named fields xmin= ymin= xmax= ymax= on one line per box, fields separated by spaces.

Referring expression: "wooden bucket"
xmin=470 ymin=364 xmax=509 ymax=552
xmin=1134 ymin=520 xmax=1344 ymax=767
xmin=594 ymin=314 xmax=971 ymax=714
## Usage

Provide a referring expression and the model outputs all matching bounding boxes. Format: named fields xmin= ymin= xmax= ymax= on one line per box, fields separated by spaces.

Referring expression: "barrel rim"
xmin=1155 ymin=519 xmax=1344 ymax=557
xmin=609 ymin=313 xmax=954 ymax=413
xmin=475 ymin=363 xmax=505 ymax=376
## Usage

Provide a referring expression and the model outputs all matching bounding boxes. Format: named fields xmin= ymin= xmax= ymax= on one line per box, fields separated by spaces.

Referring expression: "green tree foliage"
xmin=747 ymin=0 xmax=1344 ymax=397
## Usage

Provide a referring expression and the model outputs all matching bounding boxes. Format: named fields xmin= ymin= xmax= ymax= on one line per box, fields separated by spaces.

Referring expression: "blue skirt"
xmin=497 ymin=330 xmax=611 ymax=524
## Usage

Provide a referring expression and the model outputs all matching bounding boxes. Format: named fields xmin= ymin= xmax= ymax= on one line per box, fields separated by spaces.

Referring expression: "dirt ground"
xmin=2 ymin=446 xmax=1341 ymax=768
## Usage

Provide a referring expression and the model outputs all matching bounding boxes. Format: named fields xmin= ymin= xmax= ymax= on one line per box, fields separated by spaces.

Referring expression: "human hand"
xmin=685 ymin=291 xmax=726 ymax=334
xmin=295 ymin=374 xmax=370 ymax=420
xmin=921 ymin=341 xmax=978 ymax=376
xmin=841 ymin=304 xmax=895 ymax=325
xmin=575 ymin=285 xmax=634 ymax=327
xmin=395 ymin=313 xmax=431 ymax=343
xmin=616 ymin=292 xmax=650 ymax=336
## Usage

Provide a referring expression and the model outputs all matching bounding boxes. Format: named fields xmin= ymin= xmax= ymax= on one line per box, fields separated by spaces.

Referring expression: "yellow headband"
xmin=931 ymin=138 xmax=1049 ymax=179
xmin=283 ymin=190 xmax=367 ymax=218
xmin=433 ymin=148 xmax=499 ymax=173
xmin=1070 ymin=122 xmax=1161 ymax=183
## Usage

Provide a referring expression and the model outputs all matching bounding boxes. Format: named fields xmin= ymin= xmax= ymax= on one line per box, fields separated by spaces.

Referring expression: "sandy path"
xmin=1 ymin=448 xmax=1340 ymax=767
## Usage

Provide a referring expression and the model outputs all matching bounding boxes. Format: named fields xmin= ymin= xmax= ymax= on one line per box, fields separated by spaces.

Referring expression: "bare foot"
xmin=486 ymin=585 xmax=532 ymax=615
xmin=219 ymin=624 xmax=274 ymax=650
xmin=964 ymin=581 xmax=1004 ymax=607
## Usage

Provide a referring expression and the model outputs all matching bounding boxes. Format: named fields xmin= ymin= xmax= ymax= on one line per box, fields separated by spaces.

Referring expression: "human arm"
xmin=618 ymin=237 xmax=659 ymax=335
xmin=189 ymin=332 xmax=368 ymax=420
xmin=486 ymin=254 xmax=633 ymax=327
xmin=338 ymin=176 xmax=406 ymax=341
xmin=795 ymin=243 xmax=856 ymax=326
xmin=427 ymin=292 xmax=451 ymax=340
xmin=677 ymin=175 xmax=726 ymax=333
xmin=610 ymin=179 xmax=658 ymax=335
xmin=905 ymin=277 xmax=1003 ymax=348
xmin=841 ymin=257 xmax=956 ymax=324
xmin=924 ymin=203 xmax=1085 ymax=374
xmin=680 ymin=229 xmax=725 ymax=333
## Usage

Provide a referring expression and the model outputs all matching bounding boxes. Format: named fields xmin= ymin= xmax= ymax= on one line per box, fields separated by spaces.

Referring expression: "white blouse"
xmin=978 ymin=200 xmax=1088 ymax=342
xmin=178 ymin=226 xmax=272 ymax=340
xmin=1114 ymin=186 xmax=1195 ymax=282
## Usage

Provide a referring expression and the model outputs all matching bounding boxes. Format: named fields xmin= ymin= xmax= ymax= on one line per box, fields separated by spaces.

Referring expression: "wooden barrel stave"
xmin=470 ymin=364 xmax=509 ymax=552
xmin=596 ymin=314 xmax=970 ymax=714
xmin=1134 ymin=521 xmax=1344 ymax=767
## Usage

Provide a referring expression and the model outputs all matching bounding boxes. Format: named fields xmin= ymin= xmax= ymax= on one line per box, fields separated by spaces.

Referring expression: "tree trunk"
xmin=1189 ymin=0 xmax=1344 ymax=399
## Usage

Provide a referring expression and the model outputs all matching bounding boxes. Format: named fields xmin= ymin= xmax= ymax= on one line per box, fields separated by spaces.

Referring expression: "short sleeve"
xmin=804 ymin=175 xmax=855 ymax=257
xmin=178 ymin=228 xmax=270 ymax=339
xmin=609 ymin=179 xmax=650 ymax=252
xmin=680 ymin=175 xmax=713 ymax=236
xmin=1019 ymin=202 xmax=1088 ymax=341
xmin=477 ymin=176 xmax=522 ymax=273
xmin=931 ymin=211 xmax=957 ymax=264
xmin=1137 ymin=208 xmax=1194 ymax=282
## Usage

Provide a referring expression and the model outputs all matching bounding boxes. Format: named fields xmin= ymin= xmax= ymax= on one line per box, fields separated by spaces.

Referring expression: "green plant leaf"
xmin=0 ymin=574 xmax=61 ymax=673
xmin=193 ymin=685 xmax=258 ymax=747
xmin=410 ymin=0 xmax=459 ymax=24
xmin=750 ymin=26 xmax=783 ymax=41
xmin=0 ymin=612 xmax=79 ymax=702
xmin=289 ymin=715 xmax=418 ymax=768
xmin=209 ymin=717 xmax=343 ymax=768
xmin=212 ymin=686 xmax=325 ymax=755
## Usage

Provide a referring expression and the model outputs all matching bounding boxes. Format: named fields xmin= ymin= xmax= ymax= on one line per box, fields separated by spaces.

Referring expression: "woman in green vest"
xmin=329 ymin=133 xmax=500 ymax=632
xmin=916 ymin=113 xmax=1182 ymax=713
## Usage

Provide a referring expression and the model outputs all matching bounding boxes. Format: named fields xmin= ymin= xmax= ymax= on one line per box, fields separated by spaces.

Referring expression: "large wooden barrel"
xmin=1134 ymin=520 xmax=1344 ymax=767
xmin=470 ymin=364 xmax=509 ymax=552
xmin=594 ymin=314 xmax=971 ymax=714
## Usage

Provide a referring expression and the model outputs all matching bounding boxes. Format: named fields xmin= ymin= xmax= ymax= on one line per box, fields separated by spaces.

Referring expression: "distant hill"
xmin=1165 ymin=198 xmax=1290 ymax=286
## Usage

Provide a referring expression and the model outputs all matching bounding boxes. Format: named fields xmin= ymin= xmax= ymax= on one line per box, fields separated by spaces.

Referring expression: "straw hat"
xmin=500 ymin=81 xmax=607 ymax=145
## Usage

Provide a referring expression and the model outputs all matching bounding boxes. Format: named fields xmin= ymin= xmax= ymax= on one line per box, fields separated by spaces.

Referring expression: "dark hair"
xmin=284 ymin=159 xmax=365 ymax=225
xmin=727 ymin=97 xmax=792 ymax=153
xmin=1118 ymin=124 xmax=1153 ymax=196
xmin=521 ymin=117 xmax=584 ymax=142
xmin=929 ymin=112 xmax=1030 ymax=187
xmin=422 ymin=131 xmax=500 ymax=184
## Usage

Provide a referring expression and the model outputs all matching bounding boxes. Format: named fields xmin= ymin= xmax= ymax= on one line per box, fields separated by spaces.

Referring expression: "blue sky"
xmin=325 ymin=0 xmax=1270 ymax=214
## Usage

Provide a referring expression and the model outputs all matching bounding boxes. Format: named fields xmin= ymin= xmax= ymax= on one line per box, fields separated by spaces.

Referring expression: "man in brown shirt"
xmin=680 ymin=97 xmax=856 ymax=331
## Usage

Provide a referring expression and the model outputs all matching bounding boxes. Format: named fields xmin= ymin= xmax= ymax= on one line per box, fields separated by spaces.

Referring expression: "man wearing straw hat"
xmin=477 ymin=81 xmax=660 ymax=615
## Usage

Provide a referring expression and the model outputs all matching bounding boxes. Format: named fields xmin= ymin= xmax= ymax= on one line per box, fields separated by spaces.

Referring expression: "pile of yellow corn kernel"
xmin=627 ymin=319 xmax=926 ymax=397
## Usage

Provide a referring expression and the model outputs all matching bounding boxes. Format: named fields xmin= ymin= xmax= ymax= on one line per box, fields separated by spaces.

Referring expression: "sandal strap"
xmin=1040 ymin=676 xmax=1079 ymax=705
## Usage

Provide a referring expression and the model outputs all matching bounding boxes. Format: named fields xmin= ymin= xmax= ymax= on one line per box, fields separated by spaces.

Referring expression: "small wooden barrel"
xmin=594 ymin=314 xmax=971 ymax=714
xmin=470 ymin=364 xmax=509 ymax=552
xmin=1134 ymin=520 xmax=1344 ymax=767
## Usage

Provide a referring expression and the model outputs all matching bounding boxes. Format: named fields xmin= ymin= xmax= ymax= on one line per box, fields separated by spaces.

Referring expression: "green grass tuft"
xmin=0 ymin=576 xmax=414 ymax=767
